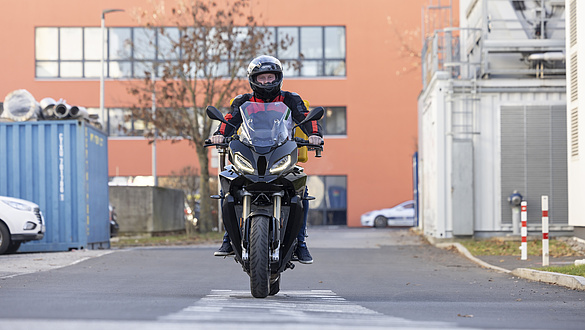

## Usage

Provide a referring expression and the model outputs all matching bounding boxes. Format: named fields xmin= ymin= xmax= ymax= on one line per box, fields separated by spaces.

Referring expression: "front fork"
xmin=271 ymin=191 xmax=284 ymax=262
xmin=241 ymin=190 xmax=252 ymax=261
xmin=240 ymin=190 xmax=283 ymax=263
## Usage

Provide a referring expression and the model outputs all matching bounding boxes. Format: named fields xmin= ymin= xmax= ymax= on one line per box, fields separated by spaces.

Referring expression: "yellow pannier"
xmin=295 ymin=100 xmax=310 ymax=163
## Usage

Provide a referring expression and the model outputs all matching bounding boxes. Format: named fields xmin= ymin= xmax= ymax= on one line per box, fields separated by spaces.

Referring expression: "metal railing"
xmin=422 ymin=27 xmax=482 ymax=88
xmin=421 ymin=0 xmax=566 ymax=87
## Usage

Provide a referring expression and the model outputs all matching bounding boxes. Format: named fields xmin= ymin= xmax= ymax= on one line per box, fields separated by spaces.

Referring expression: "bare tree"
xmin=127 ymin=0 xmax=281 ymax=232
xmin=387 ymin=8 xmax=458 ymax=77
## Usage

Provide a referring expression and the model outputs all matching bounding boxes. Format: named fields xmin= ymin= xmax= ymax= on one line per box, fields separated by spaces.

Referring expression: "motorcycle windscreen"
xmin=239 ymin=101 xmax=293 ymax=149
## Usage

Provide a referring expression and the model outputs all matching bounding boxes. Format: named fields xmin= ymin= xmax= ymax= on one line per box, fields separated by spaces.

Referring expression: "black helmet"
xmin=247 ymin=55 xmax=283 ymax=101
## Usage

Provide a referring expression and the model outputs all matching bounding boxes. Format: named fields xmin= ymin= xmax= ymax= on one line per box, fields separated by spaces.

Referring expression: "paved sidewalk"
xmin=0 ymin=249 xmax=113 ymax=279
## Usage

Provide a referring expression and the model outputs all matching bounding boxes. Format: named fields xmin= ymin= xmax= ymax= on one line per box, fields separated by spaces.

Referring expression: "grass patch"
xmin=537 ymin=264 xmax=585 ymax=277
xmin=111 ymin=231 xmax=224 ymax=248
xmin=459 ymin=238 xmax=585 ymax=277
xmin=459 ymin=238 xmax=581 ymax=257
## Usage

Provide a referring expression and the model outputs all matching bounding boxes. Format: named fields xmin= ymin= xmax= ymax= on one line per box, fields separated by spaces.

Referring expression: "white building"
xmin=418 ymin=0 xmax=570 ymax=239
xmin=567 ymin=0 xmax=585 ymax=238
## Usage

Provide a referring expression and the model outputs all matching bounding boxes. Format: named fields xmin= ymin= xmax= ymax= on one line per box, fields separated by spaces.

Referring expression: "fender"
xmin=243 ymin=209 xmax=273 ymax=250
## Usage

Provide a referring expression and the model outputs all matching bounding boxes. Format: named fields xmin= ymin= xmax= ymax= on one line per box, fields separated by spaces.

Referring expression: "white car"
xmin=0 ymin=196 xmax=45 ymax=254
xmin=360 ymin=200 xmax=416 ymax=228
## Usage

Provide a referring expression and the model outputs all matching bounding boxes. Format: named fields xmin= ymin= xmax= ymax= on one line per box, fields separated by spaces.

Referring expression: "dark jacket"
xmin=214 ymin=91 xmax=323 ymax=138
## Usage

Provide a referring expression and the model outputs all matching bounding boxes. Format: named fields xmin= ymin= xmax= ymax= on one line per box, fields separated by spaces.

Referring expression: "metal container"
xmin=0 ymin=120 xmax=109 ymax=251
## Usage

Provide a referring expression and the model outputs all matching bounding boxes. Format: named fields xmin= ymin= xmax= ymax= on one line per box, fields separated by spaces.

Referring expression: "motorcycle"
xmin=205 ymin=101 xmax=324 ymax=298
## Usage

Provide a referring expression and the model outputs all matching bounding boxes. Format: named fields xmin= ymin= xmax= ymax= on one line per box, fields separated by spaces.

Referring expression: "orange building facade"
xmin=0 ymin=0 xmax=428 ymax=227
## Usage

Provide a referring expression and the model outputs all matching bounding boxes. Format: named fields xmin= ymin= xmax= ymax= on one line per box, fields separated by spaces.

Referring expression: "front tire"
xmin=269 ymin=274 xmax=280 ymax=296
xmin=0 ymin=222 xmax=11 ymax=255
xmin=6 ymin=241 xmax=21 ymax=254
xmin=249 ymin=215 xmax=270 ymax=298
xmin=374 ymin=216 xmax=387 ymax=228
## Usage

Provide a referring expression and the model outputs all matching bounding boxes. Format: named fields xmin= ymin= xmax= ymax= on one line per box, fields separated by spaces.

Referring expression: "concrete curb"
xmin=511 ymin=268 xmax=585 ymax=291
xmin=436 ymin=242 xmax=585 ymax=291
xmin=435 ymin=242 xmax=511 ymax=274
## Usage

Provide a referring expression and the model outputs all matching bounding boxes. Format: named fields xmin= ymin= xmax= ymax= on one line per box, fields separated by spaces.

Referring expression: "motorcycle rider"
xmin=211 ymin=55 xmax=323 ymax=264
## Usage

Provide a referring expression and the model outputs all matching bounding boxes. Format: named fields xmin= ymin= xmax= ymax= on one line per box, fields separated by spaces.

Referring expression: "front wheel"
xmin=0 ymin=222 xmax=11 ymax=255
xmin=6 ymin=241 xmax=21 ymax=254
xmin=269 ymin=274 xmax=280 ymax=296
xmin=374 ymin=216 xmax=387 ymax=228
xmin=249 ymin=215 xmax=270 ymax=298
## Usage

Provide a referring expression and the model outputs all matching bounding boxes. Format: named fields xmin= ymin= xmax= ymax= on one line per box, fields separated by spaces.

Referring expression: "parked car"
xmin=360 ymin=200 xmax=416 ymax=228
xmin=0 ymin=195 xmax=45 ymax=254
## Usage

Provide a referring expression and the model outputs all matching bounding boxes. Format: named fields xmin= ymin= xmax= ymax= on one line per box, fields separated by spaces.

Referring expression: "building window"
xmin=85 ymin=107 xmax=142 ymax=137
xmin=35 ymin=26 xmax=346 ymax=79
xmin=306 ymin=175 xmax=347 ymax=226
xmin=319 ymin=106 xmax=347 ymax=136
xmin=97 ymin=105 xmax=347 ymax=137
xmin=274 ymin=26 xmax=346 ymax=77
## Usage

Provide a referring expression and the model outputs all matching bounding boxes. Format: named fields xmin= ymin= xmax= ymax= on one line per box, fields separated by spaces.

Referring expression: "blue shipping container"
xmin=0 ymin=120 xmax=109 ymax=252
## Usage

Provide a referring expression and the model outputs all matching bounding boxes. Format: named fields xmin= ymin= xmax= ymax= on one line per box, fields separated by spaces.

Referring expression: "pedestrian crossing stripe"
xmin=159 ymin=289 xmax=458 ymax=329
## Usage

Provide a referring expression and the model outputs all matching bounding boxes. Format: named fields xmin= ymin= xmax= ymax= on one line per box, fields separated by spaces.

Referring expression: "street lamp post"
xmin=100 ymin=9 xmax=124 ymax=132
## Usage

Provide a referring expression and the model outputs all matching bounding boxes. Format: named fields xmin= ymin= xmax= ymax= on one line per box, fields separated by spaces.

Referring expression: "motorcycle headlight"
xmin=269 ymin=155 xmax=292 ymax=174
xmin=234 ymin=153 xmax=255 ymax=174
xmin=2 ymin=200 xmax=33 ymax=212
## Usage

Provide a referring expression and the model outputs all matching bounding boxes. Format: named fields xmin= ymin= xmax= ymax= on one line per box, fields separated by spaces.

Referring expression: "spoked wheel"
xmin=269 ymin=274 xmax=280 ymax=296
xmin=249 ymin=215 xmax=270 ymax=298
xmin=374 ymin=216 xmax=388 ymax=228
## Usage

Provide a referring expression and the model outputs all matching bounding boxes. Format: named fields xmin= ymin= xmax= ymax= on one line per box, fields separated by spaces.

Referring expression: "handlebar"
xmin=205 ymin=136 xmax=323 ymax=157
xmin=204 ymin=140 xmax=228 ymax=148
xmin=294 ymin=137 xmax=324 ymax=157
xmin=204 ymin=136 xmax=236 ymax=148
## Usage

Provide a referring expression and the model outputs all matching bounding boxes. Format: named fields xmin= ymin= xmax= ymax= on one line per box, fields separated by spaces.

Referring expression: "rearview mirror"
xmin=206 ymin=106 xmax=227 ymax=123
xmin=305 ymin=106 xmax=324 ymax=123
xmin=293 ymin=106 xmax=324 ymax=131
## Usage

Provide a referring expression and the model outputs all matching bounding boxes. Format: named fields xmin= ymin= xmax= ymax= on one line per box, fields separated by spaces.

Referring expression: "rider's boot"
xmin=214 ymin=233 xmax=234 ymax=256
xmin=295 ymin=241 xmax=313 ymax=264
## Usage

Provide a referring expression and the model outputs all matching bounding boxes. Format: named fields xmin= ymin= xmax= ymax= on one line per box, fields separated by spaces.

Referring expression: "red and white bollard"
xmin=541 ymin=196 xmax=549 ymax=267
xmin=520 ymin=201 xmax=527 ymax=261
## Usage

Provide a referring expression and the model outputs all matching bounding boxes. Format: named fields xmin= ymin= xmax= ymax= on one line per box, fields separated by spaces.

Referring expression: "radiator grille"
xmin=257 ymin=156 xmax=267 ymax=175
xmin=501 ymin=105 xmax=568 ymax=225
xmin=34 ymin=207 xmax=42 ymax=224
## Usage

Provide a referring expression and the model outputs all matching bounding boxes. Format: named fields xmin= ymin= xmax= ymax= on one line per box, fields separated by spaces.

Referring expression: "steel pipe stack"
xmin=2 ymin=89 xmax=41 ymax=121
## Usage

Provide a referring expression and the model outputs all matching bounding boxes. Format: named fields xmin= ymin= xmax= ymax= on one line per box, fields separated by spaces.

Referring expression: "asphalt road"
xmin=1 ymin=227 xmax=584 ymax=329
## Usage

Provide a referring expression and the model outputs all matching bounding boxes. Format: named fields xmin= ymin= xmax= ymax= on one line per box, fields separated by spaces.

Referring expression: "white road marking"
xmin=0 ymin=290 xmax=475 ymax=330
xmin=159 ymin=289 xmax=462 ymax=329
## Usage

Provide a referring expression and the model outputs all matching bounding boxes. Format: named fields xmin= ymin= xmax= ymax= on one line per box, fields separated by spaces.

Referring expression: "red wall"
xmin=0 ymin=0 xmax=441 ymax=226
